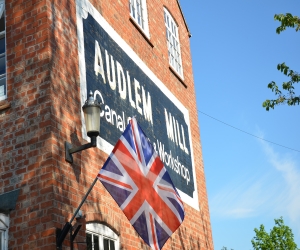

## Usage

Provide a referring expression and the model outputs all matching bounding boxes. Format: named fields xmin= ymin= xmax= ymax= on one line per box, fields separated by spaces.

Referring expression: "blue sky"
xmin=180 ymin=1 xmax=300 ymax=249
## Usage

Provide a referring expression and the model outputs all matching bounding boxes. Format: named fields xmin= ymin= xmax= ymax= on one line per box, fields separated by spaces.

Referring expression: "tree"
xmin=251 ymin=217 xmax=299 ymax=250
xmin=262 ymin=13 xmax=300 ymax=111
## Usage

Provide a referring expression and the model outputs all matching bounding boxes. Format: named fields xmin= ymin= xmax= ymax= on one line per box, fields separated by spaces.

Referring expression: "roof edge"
xmin=176 ymin=0 xmax=192 ymax=38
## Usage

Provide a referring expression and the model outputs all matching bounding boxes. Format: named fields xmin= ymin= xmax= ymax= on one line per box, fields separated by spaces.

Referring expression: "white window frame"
xmin=129 ymin=0 xmax=150 ymax=37
xmin=0 ymin=0 xmax=6 ymax=102
xmin=86 ymin=223 xmax=119 ymax=250
xmin=0 ymin=213 xmax=9 ymax=250
xmin=164 ymin=7 xmax=184 ymax=79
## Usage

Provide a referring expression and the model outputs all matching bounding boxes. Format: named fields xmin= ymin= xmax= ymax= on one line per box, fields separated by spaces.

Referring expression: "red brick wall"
xmin=1 ymin=0 xmax=55 ymax=249
xmin=0 ymin=0 xmax=213 ymax=249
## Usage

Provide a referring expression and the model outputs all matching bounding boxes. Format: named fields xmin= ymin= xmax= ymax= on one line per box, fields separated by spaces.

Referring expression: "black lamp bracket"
xmin=65 ymin=136 xmax=97 ymax=163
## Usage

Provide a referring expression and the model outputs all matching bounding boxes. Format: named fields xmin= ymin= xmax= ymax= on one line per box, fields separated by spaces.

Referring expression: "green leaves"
xmin=251 ymin=217 xmax=299 ymax=250
xmin=263 ymin=12 xmax=300 ymax=111
xmin=263 ymin=63 xmax=300 ymax=111
xmin=274 ymin=13 xmax=300 ymax=34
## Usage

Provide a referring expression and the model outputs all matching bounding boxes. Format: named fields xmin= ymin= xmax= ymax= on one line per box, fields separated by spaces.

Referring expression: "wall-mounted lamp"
xmin=57 ymin=91 xmax=101 ymax=249
xmin=65 ymin=91 xmax=101 ymax=163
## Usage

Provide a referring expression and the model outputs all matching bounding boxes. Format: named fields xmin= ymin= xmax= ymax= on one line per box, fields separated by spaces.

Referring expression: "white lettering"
xmin=181 ymin=124 xmax=189 ymax=154
xmin=153 ymin=142 xmax=157 ymax=153
xmin=94 ymin=90 xmax=105 ymax=117
xmin=156 ymin=140 xmax=165 ymax=162
xmin=105 ymin=50 xmax=116 ymax=90
xmin=142 ymin=86 xmax=153 ymax=124
xmin=127 ymin=116 xmax=132 ymax=126
xmin=105 ymin=105 xmax=112 ymax=123
xmin=173 ymin=154 xmax=179 ymax=174
xmin=100 ymin=96 xmax=127 ymax=132
xmin=94 ymin=41 xmax=106 ymax=83
xmin=165 ymin=109 xmax=174 ymax=142
xmin=134 ymin=79 xmax=142 ymax=115
xmin=173 ymin=116 xmax=178 ymax=145
xmin=94 ymin=39 xmax=153 ymax=126
xmin=176 ymin=120 xmax=184 ymax=150
xmin=156 ymin=139 xmax=190 ymax=185
xmin=117 ymin=114 xmax=124 ymax=131
xmin=165 ymin=109 xmax=189 ymax=155
xmin=111 ymin=109 xmax=117 ymax=125
xmin=117 ymin=61 xmax=126 ymax=99
xmin=126 ymin=71 xmax=136 ymax=109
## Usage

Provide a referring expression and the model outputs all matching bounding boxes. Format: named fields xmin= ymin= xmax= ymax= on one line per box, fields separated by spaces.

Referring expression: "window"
xmin=0 ymin=213 xmax=9 ymax=250
xmin=129 ymin=0 xmax=149 ymax=37
xmin=164 ymin=8 xmax=183 ymax=78
xmin=86 ymin=223 xmax=119 ymax=250
xmin=0 ymin=0 xmax=6 ymax=101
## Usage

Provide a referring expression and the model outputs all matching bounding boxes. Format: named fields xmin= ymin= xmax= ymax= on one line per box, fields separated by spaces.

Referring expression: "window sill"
xmin=169 ymin=66 xmax=187 ymax=88
xmin=129 ymin=17 xmax=154 ymax=48
xmin=0 ymin=100 xmax=11 ymax=111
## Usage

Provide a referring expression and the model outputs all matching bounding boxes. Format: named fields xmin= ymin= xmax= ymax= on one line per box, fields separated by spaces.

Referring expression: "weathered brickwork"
xmin=0 ymin=0 xmax=213 ymax=249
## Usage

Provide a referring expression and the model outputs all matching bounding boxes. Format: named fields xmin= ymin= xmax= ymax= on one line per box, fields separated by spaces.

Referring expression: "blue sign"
xmin=76 ymin=1 xmax=199 ymax=209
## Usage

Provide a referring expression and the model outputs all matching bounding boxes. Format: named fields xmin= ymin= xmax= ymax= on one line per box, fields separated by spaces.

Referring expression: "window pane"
xmin=86 ymin=224 xmax=119 ymax=250
xmin=0 ymin=15 xmax=4 ymax=32
xmin=130 ymin=0 xmax=148 ymax=34
xmin=0 ymin=79 xmax=6 ymax=97
xmin=110 ymin=239 xmax=115 ymax=250
xmin=166 ymin=15 xmax=169 ymax=28
xmin=94 ymin=235 xmax=99 ymax=250
xmin=86 ymin=233 xmax=93 ymax=250
xmin=164 ymin=8 xmax=183 ymax=77
xmin=130 ymin=3 xmax=135 ymax=18
xmin=0 ymin=231 xmax=2 ymax=250
xmin=103 ymin=238 xmax=109 ymax=250
xmin=0 ymin=38 xmax=4 ymax=54
xmin=0 ymin=3 xmax=4 ymax=20
xmin=0 ymin=55 xmax=6 ymax=75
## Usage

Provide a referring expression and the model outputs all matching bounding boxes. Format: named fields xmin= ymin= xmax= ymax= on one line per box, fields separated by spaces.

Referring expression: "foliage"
xmin=274 ymin=13 xmax=300 ymax=34
xmin=251 ymin=217 xmax=299 ymax=250
xmin=263 ymin=63 xmax=300 ymax=110
xmin=263 ymin=13 xmax=300 ymax=111
xmin=221 ymin=247 xmax=234 ymax=250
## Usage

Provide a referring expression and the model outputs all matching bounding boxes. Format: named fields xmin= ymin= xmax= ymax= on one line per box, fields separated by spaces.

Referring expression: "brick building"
xmin=0 ymin=0 xmax=213 ymax=249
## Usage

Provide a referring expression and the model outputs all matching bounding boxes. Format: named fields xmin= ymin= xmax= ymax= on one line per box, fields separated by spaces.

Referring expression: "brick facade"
xmin=0 ymin=0 xmax=213 ymax=249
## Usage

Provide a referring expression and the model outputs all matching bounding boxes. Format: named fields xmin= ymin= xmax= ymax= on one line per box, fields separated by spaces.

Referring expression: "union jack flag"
xmin=97 ymin=117 xmax=185 ymax=250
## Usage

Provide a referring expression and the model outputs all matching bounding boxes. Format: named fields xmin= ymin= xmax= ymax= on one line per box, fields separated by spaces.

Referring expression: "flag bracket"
xmin=70 ymin=224 xmax=82 ymax=250
xmin=56 ymin=222 xmax=72 ymax=249
xmin=56 ymin=177 xmax=98 ymax=249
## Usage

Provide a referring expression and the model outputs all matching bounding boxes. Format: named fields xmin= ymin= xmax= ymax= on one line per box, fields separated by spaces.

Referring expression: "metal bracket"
xmin=56 ymin=222 xmax=72 ymax=249
xmin=65 ymin=142 xmax=74 ymax=163
xmin=71 ymin=225 xmax=82 ymax=250
xmin=65 ymin=136 xmax=97 ymax=163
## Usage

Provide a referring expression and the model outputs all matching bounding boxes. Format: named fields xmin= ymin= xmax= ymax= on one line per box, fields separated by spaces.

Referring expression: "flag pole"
xmin=56 ymin=176 xmax=98 ymax=249
xmin=70 ymin=176 xmax=98 ymax=223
